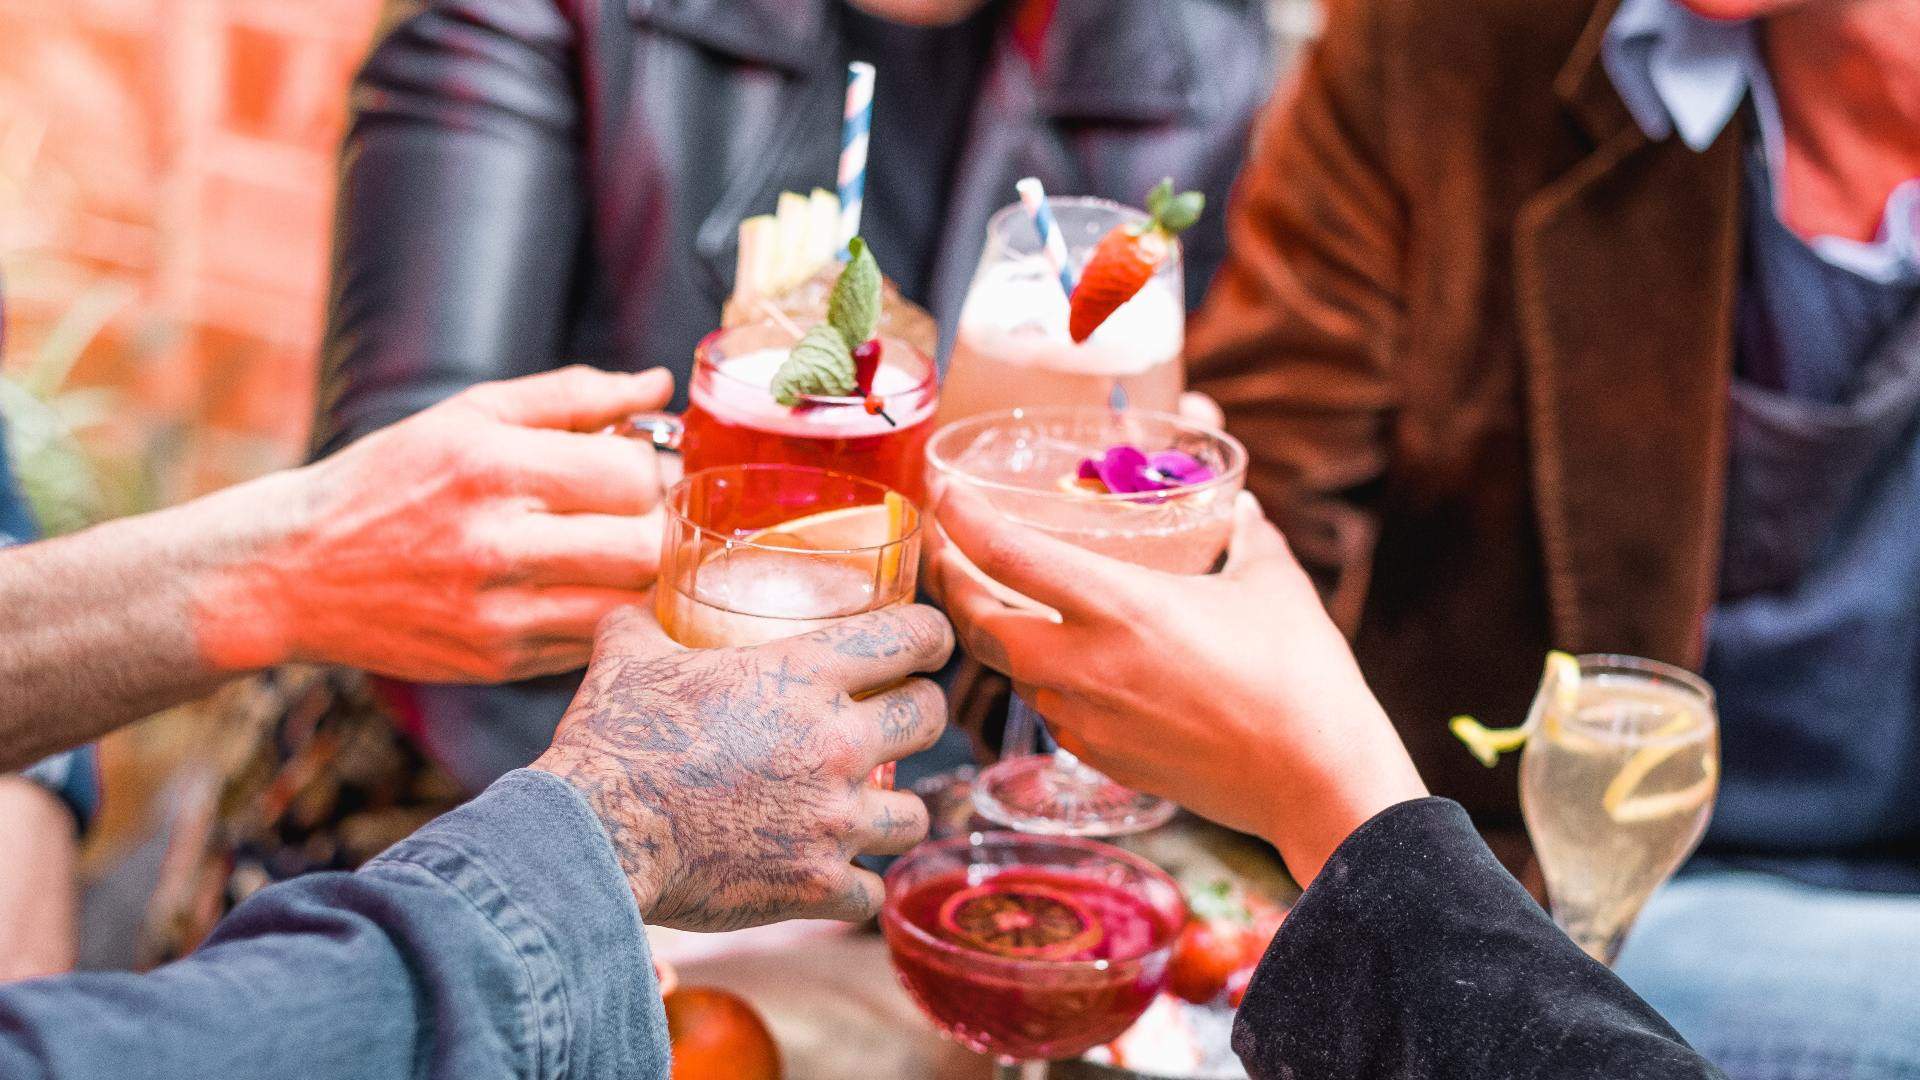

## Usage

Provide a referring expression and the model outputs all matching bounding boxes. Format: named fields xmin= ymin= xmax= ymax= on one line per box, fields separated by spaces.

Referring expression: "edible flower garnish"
xmin=770 ymin=237 xmax=890 ymax=426
xmin=1076 ymin=445 xmax=1216 ymax=496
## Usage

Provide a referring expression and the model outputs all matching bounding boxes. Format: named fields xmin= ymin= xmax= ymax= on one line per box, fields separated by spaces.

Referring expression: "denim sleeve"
xmin=0 ymin=769 xmax=669 ymax=1080
xmin=1233 ymin=797 xmax=1722 ymax=1080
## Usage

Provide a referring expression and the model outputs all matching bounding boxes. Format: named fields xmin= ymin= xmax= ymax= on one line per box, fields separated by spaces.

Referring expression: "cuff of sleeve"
xmin=371 ymin=768 xmax=669 ymax=1079
xmin=18 ymin=745 xmax=100 ymax=835
xmin=1231 ymin=797 xmax=1502 ymax=1076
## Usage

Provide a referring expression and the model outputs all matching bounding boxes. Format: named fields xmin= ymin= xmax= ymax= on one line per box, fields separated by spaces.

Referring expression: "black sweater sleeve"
xmin=1233 ymin=798 xmax=1724 ymax=1080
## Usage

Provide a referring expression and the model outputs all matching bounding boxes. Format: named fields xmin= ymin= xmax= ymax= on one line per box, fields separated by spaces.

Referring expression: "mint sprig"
xmin=827 ymin=237 xmax=880 ymax=350
xmin=769 ymin=236 xmax=883 ymax=405
xmin=772 ymin=324 xmax=856 ymax=406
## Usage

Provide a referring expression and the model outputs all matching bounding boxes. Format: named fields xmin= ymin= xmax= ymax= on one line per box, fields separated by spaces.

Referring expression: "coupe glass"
xmin=926 ymin=407 xmax=1247 ymax=835
xmin=1520 ymin=654 xmax=1719 ymax=964
xmin=883 ymin=832 xmax=1185 ymax=1078
xmin=938 ymin=197 xmax=1184 ymax=426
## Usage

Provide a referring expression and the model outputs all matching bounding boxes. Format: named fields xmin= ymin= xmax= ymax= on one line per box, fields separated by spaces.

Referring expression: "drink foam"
xmin=955 ymin=256 xmax=1183 ymax=378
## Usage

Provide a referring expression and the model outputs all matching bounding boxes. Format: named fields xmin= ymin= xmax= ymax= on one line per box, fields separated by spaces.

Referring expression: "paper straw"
xmin=838 ymin=62 xmax=875 ymax=250
xmin=1016 ymin=177 xmax=1077 ymax=297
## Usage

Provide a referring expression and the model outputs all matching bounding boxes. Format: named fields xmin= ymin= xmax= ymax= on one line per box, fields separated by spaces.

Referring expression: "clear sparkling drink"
xmin=1520 ymin=659 xmax=1718 ymax=964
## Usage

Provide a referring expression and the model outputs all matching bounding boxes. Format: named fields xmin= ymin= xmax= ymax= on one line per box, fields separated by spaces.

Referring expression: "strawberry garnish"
xmin=1068 ymin=179 xmax=1203 ymax=343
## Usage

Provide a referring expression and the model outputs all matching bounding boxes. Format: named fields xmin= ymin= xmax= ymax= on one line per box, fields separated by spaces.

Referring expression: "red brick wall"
xmin=0 ymin=0 xmax=383 ymax=496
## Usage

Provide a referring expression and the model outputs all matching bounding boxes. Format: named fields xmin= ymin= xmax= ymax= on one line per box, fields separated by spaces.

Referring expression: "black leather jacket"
xmin=314 ymin=0 xmax=1273 ymax=790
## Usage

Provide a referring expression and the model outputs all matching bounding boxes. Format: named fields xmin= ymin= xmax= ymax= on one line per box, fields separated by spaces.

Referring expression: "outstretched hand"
xmin=198 ymin=366 xmax=674 ymax=683
xmin=534 ymin=601 xmax=954 ymax=931
xmin=929 ymin=484 xmax=1425 ymax=885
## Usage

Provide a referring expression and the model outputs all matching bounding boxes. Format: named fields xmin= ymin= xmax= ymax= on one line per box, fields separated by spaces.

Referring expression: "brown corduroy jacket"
xmin=1185 ymin=0 xmax=1745 ymax=826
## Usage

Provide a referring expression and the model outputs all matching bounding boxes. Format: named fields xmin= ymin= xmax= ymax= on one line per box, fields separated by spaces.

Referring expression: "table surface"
xmin=673 ymin=931 xmax=993 ymax=1080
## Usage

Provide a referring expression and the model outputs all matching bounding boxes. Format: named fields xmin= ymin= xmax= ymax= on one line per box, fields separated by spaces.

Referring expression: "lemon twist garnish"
xmin=1450 ymin=650 xmax=1581 ymax=767
xmin=1602 ymin=711 xmax=1718 ymax=824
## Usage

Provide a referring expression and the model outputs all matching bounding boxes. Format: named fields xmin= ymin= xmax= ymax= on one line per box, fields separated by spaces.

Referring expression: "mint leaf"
xmin=772 ymin=323 xmax=856 ymax=406
xmin=827 ymin=236 xmax=881 ymax=351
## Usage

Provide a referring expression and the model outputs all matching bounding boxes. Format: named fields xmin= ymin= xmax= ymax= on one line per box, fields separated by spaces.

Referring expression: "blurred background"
xmin=0 ymin=0 xmax=1319 ymax=964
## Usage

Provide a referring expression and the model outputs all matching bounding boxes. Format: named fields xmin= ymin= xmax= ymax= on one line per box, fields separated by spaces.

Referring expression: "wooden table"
xmin=672 ymin=931 xmax=992 ymax=1080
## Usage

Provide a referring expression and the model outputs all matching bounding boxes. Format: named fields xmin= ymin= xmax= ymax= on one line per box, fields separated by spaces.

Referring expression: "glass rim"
xmin=665 ymin=464 xmax=922 ymax=557
xmin=693 ymin=322 xmax=938 ymax=407
xmin=881 ymin=830 xmax=1185 ymax=974
xmin=1574 ymin=653 xmax=1716 ymax=707
xmin=983 ymin=196 xmax=1182 ymax=271
xmin=924 ymin=406 xmax=1250 ymax=504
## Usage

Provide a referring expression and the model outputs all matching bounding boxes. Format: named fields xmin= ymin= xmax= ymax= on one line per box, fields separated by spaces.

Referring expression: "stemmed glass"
xmin=937 ymin=197 xmax=1185 ymax=426
xmin=926 ymin=407 xmax=1247 ymax=836
xmin=882 ymin=832 xmax=1185 ymax=1079
xmin=1520 ymin=654 xmax=1719 ymax=964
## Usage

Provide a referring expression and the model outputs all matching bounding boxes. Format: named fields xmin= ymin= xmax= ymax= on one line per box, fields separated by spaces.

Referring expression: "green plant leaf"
xmin=827 ymin=236 xmax=881 ymax=350
xmin=1158 ymin=190 xmax=1206 ymax=233
xmin=771 ymin=323 xmax=856 ymax=406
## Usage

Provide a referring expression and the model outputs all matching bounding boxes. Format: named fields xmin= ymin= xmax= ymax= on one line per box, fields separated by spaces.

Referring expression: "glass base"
xmin=971 ymin=754 xmax=1176 ymax=837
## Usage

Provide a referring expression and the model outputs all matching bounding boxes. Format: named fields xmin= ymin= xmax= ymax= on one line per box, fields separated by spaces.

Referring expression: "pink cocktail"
xmin=680 ymin=320 xmax=938 ymax=503
xmin=883 ymin=832 xmax=1185 ymax=1074
xmin=925 ymin=407 xmax=1248 ymax=836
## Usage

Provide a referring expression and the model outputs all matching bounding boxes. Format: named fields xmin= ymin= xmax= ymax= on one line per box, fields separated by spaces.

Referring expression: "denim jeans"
xmin=1616 ymin=866 xmax=1920 ymax=1080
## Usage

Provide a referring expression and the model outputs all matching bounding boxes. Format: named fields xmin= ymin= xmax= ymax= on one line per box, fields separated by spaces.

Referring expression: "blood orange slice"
xmin=936 ymin=881 xmax=1104 ymax=960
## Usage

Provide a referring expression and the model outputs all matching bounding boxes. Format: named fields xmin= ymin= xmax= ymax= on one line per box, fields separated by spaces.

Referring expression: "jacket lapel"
xmin=1512 ymin=0 xmax=1743 ymax=663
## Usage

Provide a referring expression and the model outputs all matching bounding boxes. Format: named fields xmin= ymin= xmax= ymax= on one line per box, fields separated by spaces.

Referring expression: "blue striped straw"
xmin=1016 ymin=177 xmax=1077 ymax=297
xmin=838 ymin=62 xmax=875 ymax=251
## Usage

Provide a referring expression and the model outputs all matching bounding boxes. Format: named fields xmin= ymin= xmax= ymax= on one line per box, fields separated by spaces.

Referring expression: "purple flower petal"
xmin=1147 ymin=450 xmax=1216 ymax=487
xmin=1093 ymin=445 xmax=1157 ymax=494
xmin=1077 ymin=457 xmax=1103 ymax=482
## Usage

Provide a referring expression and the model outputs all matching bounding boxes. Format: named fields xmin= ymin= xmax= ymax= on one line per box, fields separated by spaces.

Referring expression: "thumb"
xmin=1222 ymin=491 xmax=1294 ymax=575
xmin=590 ymin=596 xmax=683 ymax=660
xmin=461 ymin=366 xmax=675 ymax=430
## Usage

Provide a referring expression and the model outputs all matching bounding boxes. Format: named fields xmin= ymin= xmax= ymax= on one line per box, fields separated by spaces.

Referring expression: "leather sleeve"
xmin=313 ymin=0 xmax=587 ymax=457
xmin=1234 ymin=798 xmax=1723 ymax=1080
xmin=1184 ymin=0 xmax=1404 ymax=634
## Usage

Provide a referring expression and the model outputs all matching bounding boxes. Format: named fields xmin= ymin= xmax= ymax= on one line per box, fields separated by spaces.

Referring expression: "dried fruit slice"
xmin=937 ymin=881 xmax=1104 ymax=960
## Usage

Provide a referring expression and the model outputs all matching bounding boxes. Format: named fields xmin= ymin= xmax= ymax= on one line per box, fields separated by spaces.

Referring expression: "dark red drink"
xmin=883 ymin=834 xmax=1184 ymax=1064
xmin=680 ymin=321 xmax=937 ymax=503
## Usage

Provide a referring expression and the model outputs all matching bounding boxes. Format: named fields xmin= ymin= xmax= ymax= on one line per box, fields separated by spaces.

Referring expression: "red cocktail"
xmin=680 ymin=320 xmax=938 ymax=502
xmin=883 ymin=833 xmax=1185 ymax=1074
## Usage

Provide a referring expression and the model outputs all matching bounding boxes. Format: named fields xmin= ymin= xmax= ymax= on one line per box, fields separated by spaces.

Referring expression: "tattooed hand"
xmin=532 ymin=602 xmax=955 ymax=931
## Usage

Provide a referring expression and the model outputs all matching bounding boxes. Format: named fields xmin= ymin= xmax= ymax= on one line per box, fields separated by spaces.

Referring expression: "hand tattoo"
xmin=534 ymin=604 xmax=954 ymax=932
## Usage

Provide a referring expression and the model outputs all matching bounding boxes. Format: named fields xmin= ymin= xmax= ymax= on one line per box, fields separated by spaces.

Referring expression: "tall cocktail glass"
xmin=883 ymin=832 xmax=1185 ymax=1078
xmin=1520 ymin=654 xmax=1718 ymax=965
xmin=927 ymin=407 xmax=1247 ymax=835
xmin=938 ymin=198 xmax=1184 ymax=425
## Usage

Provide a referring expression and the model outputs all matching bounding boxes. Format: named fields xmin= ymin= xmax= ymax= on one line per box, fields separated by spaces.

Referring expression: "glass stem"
xmin=1011 ymin=693 xmax=1099 ymax=782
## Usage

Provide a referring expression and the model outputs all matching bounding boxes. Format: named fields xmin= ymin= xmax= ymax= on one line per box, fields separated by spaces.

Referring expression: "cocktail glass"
xmin=1520 ymin=654 xmax=1719 ymax=965
xmin=883 ymin=832 xmax=1185 ymax=1078
xmin=927 ymin=407 xmax=1247 ymax=835
xmin=619 ymin=319 xmax=939 ymax=503
xmin=656 ymin=464 xmax=921 ymax=786
xmin=938 ymin=197 xmax=1185 ymax=425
